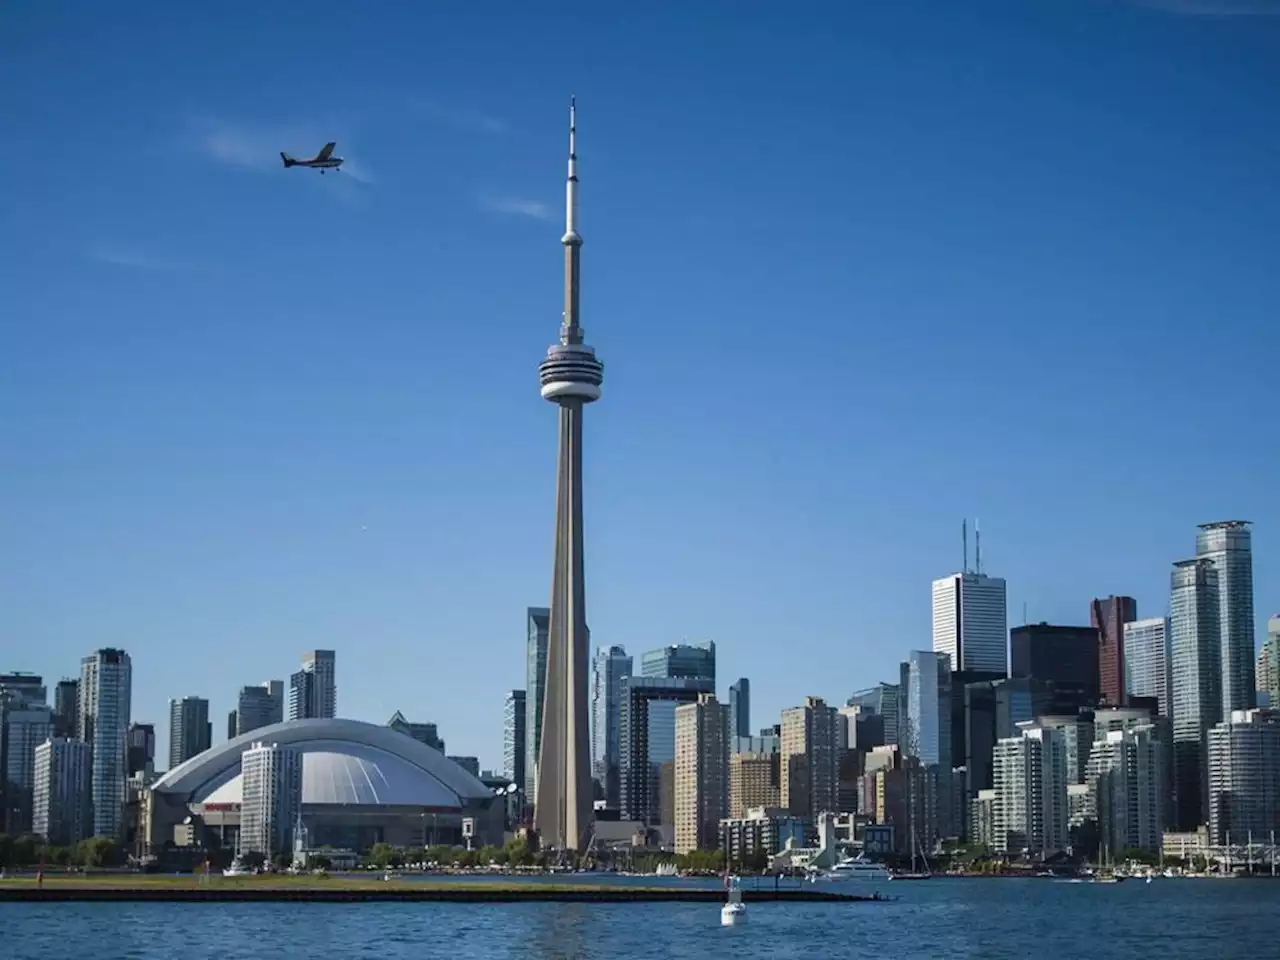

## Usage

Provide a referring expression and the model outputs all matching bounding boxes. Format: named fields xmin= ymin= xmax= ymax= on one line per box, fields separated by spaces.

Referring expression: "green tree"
xmin=272 ymin=852 xmax=292 ymax=871
xmin=240 ymin=850 xmax=267 ymax=871
xmin=367 ymin=842 xmax=395 ymax=868
xmin=308 ymin=854 xmax=333 ymax=871
xmin=76 ymin=836 xmax=124 ymax=868
xmin=477 ymin=844 xmax=505 ymax=865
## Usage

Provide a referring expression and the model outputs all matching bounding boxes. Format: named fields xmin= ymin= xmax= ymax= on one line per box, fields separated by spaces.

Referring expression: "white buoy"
xmin=721 ymin=875 xmax=747 ymax=926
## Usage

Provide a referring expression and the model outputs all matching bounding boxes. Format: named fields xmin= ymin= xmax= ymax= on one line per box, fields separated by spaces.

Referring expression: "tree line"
xmin=0 ymin=834 xmax=126 ymax=869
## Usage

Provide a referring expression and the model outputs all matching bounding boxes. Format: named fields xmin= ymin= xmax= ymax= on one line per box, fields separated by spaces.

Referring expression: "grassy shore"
xmin=0 ymin=872 xmax=871 ymax=903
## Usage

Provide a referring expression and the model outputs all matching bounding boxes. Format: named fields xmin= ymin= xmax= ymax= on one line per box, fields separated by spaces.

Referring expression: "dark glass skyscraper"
xmin=1091 ymin=596 xmax=1137 ymax=706
xmin=729 ymin=678 xmax=751 ymax=739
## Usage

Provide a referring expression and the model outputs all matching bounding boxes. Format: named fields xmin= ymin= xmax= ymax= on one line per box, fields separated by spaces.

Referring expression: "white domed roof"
xmin=152 ymin=718 xmax=491 ymax=808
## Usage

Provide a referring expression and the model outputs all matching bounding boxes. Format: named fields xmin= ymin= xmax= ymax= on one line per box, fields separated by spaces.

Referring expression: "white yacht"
xmin=222 ymin=857 xmax=252 ymax=877
xmin=721 ymin=876 xmax=747 ymax=926
xmin=816 ymin=854 xmax=891 ymax=883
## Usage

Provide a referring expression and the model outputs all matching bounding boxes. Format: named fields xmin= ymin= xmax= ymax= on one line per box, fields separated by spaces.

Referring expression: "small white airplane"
xmin=280 ymin=142 xmax=343 ymax=174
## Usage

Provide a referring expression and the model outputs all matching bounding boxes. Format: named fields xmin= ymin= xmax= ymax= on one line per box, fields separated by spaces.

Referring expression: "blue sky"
xmin=2 ymin=0 xmax=1277 ymax=768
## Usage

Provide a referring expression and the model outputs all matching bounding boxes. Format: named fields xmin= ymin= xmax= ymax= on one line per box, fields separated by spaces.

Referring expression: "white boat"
xmin=222 ymin=858 xmax=252 ymax=877
xmin=654 ymin=861 xmax=679 ymax=877
xmin=721 ymin=876 xmax=747 ymax=926
xmin=815 ymin=854 xmax=891 ymax=883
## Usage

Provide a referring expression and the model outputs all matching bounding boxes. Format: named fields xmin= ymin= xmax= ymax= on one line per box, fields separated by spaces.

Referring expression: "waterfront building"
xmin=901 ymin=652 xmax=952 ymax=842
xmin=503 ymin=689 xmax=527 ymax=801
xmin=674 ymin=693 xmax=729 ymax=853
xmin=780 ymin=696 xmax=840 ymax=825
xmin=288 ymin=651 xmax=336 ymax=721
xmin=1169 ymin=558 xmax=1222 ymax=830
xmin=1206 ymin=708 xmax=1280 ymax=846
xmin=168 ymin=696 xmax=211 ymax=769
xmin=992 ymin=724 xmax=1068 ymax=858
xmin=729 ymin=751 xmax=779 ymax=818
xmin=524 ymin=606 xmax=550 ymax=799
xmin=932 ymin=572 xmax=1008 ymax=675
xmin=1009 ymin=623 xmax=1101 ymax=712
xmin=1087 ymin=725 xmax=1163 ymax=856
xmin=619 ymin=676 xmax=713 ymax=824
xmin=718 ymin=806 xmax=805 ymax=863
xmin=642 ymin=642 xmax=716 ymax=685
xmin=236 ymin=682 xmax=285 ymax=737
xmin=590 ymin=645 xmax=632 ymax=807
xmin=1196 ymin=521 xmax=1256 ymax=715
xmin=0 ymin=694 xmax=54 ymax=835
xmin=1091 ymin=596 xmax=1138 ymax=706
xmin=239 ymin=740 xmax=302 ymax=858
xmin=79 ymin=648 xmax=132 ymax=838
xmin=32 ymin=738 xmax=91 ymax=846
xmin=729 ymin=678 xmax=751 ymax=739
xmin=1124 ymin=617 xmax=1173 ymax=718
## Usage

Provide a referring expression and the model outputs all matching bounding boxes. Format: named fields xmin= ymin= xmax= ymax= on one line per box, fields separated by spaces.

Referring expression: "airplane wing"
xmin=315 ymin=142 xmax=336 ymax=161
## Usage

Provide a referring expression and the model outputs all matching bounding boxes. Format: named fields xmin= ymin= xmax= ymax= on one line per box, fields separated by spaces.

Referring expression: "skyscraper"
xmin=1091 ymin=596 xmax=1138 ymax=706
xmin=1009 ymin=622 xmax=1101 ymax=711
xmin=641 ymin=642 xmax=716 ymax=684
xmin=901 ymin=651 xmax=953 ymax=843
xmin=32 ymin=738 xmax=91 ymax=846
xmin=993 ymin=724 xmax=1068 ymax=858
xmin=126 ymin=722 xmax=155 ymax=777
xmin=932 ymin=573 xmax=1008 ymax=675
xmin=674 ymin=693 xmax=729 ymax=854
xmin=1124 ymin=617 xmax=1173 ymax=718
xmin=54 ymin=679 xmax=79 ymax=739
xmin=1206 ymin=708 xmax=1280 ymax=846
xmin=1170 ymin=558 xmax=1222 ymax=830
xmin=503 ymin=689 xmax=527 ymax=796
xmin=1196 ymin=521 xmax=1257 ymax=715
xmin=168 ymin=696 xmax=212 ymax=768
xmin=78 ymin=648 xmax=132 ymax=838
xmin=590 ymin=645 xmax=631 ymax=807
xmin=289 ymin=651 xmax=336 ymax=721
xmin=779 ymin=696 xmax=840 ymax=824
xmin=524 ymin=606 xmax=550 ymax=798
xmin=619 ymin=676 xmax=714 ymax=824
xmin=0 ymin=692 xmax=53 ymax=835
xmin=729 ymin=678 xmax=751 ymax=739
xmin=237 ymin=681 xmax=285 ymax=737
xmin=1258 ymin=617 xmax=1280 ymax=708
xmin=240 ymin=741 xmax=302 ymax=858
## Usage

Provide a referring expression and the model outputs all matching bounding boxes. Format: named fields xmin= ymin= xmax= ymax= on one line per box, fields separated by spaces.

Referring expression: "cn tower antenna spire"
xmin=559 ymin=95 xmax=583 ymax=345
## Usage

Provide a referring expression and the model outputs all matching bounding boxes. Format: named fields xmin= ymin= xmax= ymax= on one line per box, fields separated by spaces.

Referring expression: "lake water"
xmin=4 ymin=877 xmax=1276 ymax=959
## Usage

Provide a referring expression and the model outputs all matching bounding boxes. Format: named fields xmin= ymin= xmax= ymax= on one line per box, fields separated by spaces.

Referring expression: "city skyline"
xmin=3 ymin=3 xmax=1277 ymax=768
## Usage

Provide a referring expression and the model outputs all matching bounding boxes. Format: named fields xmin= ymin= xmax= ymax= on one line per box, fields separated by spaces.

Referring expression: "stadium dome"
xmin=151 ymin=717 xmax=493 ymax=808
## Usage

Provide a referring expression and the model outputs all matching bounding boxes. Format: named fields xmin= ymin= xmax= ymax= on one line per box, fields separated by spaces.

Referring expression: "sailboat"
xmin=889 ymin=786 xmax=932 ymax=881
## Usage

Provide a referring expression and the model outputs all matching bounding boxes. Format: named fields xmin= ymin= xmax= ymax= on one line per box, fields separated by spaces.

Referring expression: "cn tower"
xmin=533 ymin=97 xmax=602 ymax=852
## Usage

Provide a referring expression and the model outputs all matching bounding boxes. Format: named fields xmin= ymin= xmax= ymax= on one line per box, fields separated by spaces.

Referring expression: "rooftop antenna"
xmin=963 ymin=519 xmax=969 ymax=575
xmin=975 ymin=518 xmax=982 ymax=575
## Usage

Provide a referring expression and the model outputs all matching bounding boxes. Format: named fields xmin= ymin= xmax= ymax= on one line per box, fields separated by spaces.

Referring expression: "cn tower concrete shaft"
xmin=533 ymin=97 xmax=602 ymax=852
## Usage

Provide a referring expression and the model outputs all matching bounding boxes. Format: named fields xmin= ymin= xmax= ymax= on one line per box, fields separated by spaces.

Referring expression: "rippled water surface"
xmin=5 ymin=878 xmax=1276 ymax=959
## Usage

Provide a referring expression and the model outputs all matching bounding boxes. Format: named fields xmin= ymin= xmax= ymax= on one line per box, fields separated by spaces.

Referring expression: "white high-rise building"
xmin=1087 ymin=725 xmax=1163 ymax=856
xmin=32 ymin=738 xmax=92 ymax=846
xmin=1196 ymin=522 xmax=1256 ymax=716
xmin=78 ymin=648 xmax=132 ymax=838
xmin=1124 ymin=617 xmax=1173 ymax=717
xmin=1206 ymin=709 xmax=1280 ymax=846
xmin=240 ymin=741 xmax=302 ymax=858
xmin=932 ymin=573 xmax=1008 ymax=675
xmin=1170 ymin=558 xmax=1222 ymax=830
xmin=992 ymin=724 xmax=1067 ymax=858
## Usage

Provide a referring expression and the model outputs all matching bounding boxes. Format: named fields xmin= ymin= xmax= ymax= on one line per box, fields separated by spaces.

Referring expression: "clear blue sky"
xmin=2 ymin=0 xmax=1276 ymax=769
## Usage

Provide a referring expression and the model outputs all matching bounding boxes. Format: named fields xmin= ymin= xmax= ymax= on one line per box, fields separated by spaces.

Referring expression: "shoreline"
xmin=0 ymin=882 xmax=871 ymax=904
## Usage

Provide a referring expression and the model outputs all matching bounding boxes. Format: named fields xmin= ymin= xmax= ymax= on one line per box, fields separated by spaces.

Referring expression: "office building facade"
xmin=1170 ymin=558 xmax=1222 ymax=830
xmin=1 ymin=695 xmax=54 ymax=835
xmin=126 ymin=722 xmax=155 ymax=777
xmin=779 ymin=696 xmax=839 ymax=825
xmin=729 ymin=751 xmax=779 ymax=818
xmin=1196 ymin=521 xmax=1256 ymax=716
xmin=1087 ymin=725 xmax=1163 ymax=856
xmin=641 ymin=641 xmax=716 ymax=684
xmin=32 ymin=738 xmax=92 ymax=846
xmin=524 ymin=606 xmax=550 ymax=799
xmin=1124 ymin=617 xmax=1173 ymax=718
xmin=590 ymin=645 xmax=632 ymax=807
xmin=239 ymin=741 xmax=302 ymax=858
xmin=1009 ymin=623 xmax=1101 ymax=711
xmin=1259 ymin=618 xmax=1280 ymax=708
xmin=1206 ymin=709 xmax=1280 ymax=846
xmin=168 ymin=696 xmax=212 ymax=769
xmin=619 ymin=676 xmax=714 ymax=824
xmin=993 ymin=724 xmax=1068 ymax=858
xmin=79 ymin=648 xmax=132 ymax=838
xmin=932 ymin=572 xmax=1008 ymax=674
xmin=674 ymin=693 xmax=729 ymax=853
xmin=237 ymin=682 xmax=285 ymax=736
xmin=54 ymin=679 xmax=79 ymax=738
xmin=1091 ymin=596 xmax=1138 ymax=706
xmin=901 ymin=652 xmax=953 ymax=843
xmin=729 ymin=678 xmax=751 ymax=739
xmin=288 ymin=651 xmax=336 ymax=721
